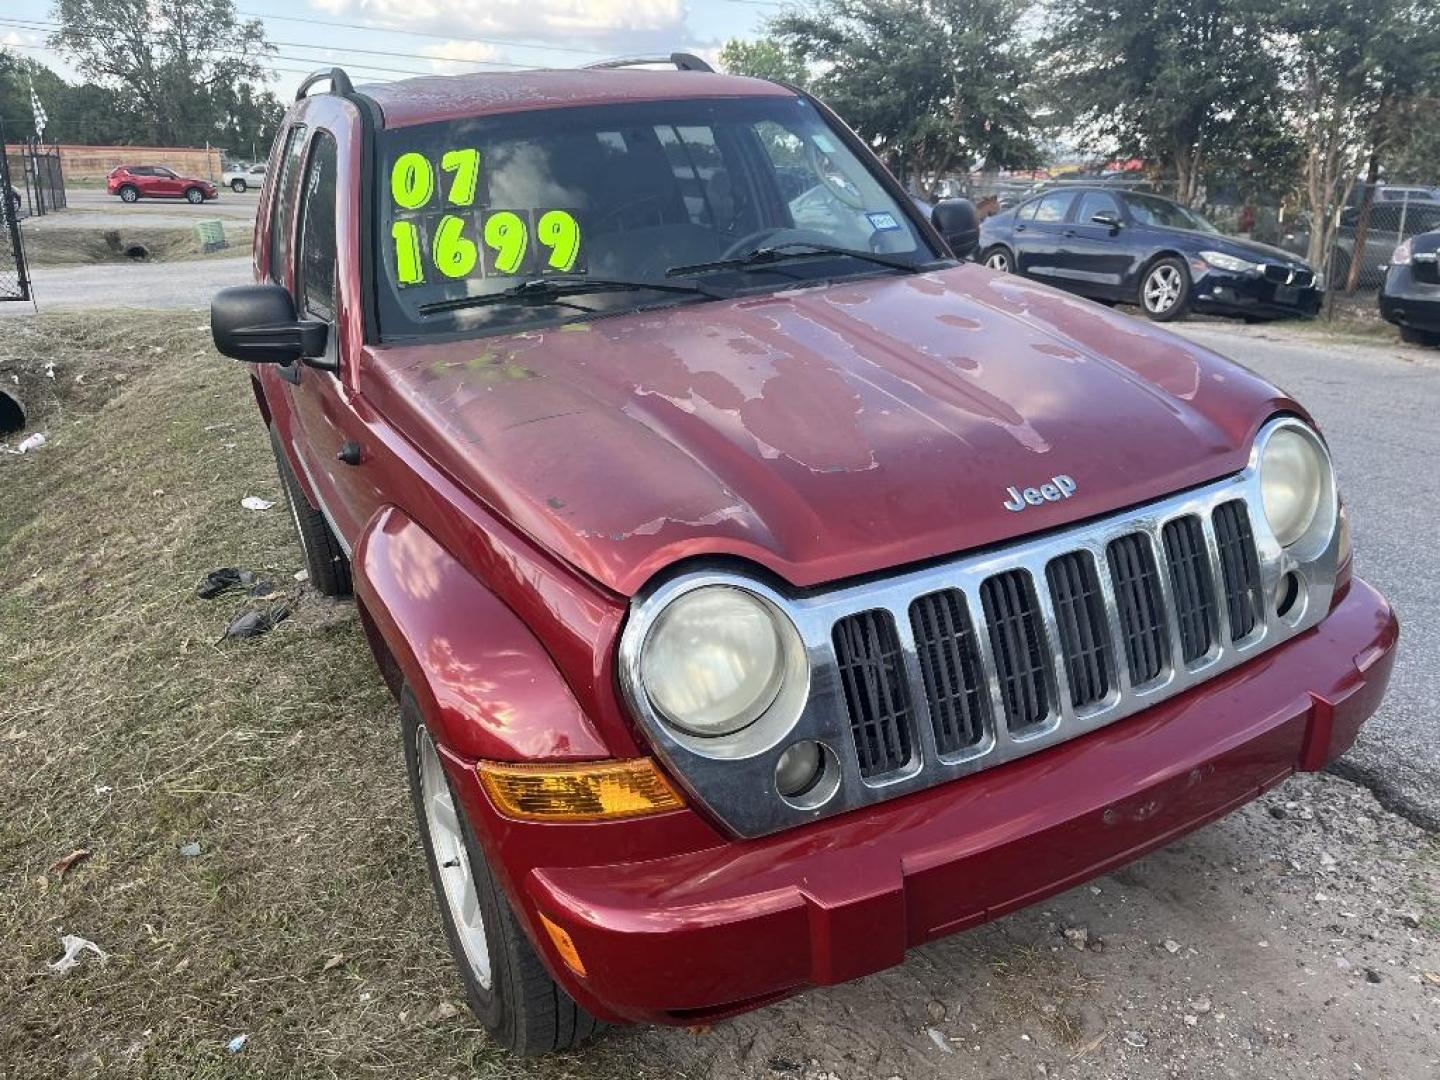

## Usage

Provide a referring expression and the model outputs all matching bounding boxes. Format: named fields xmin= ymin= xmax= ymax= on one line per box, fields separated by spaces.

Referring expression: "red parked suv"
xmin=107 ymin=164 xmax=218 ymax=203
xmin=210 ymin=61 xmax=1398 ymax=1055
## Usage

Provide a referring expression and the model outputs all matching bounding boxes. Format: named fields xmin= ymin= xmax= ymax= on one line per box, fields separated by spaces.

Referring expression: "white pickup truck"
xmin=221 ymin=162 xmax=266 ymax=193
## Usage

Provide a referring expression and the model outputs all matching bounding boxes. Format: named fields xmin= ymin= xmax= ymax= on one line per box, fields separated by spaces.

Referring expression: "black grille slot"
xmin=1213 ymin=499 xmax=1264 ymax=639
xmin=910 ymin=590 xmax=989 ymax=754
xmin=1162 ymin=515 xmax=1218 ymax=662
xmin=1045 ymin=552 xmax=1113 ymax=707
xmin=979 ymin=571 xmax=1051 ymax=731
xmin=1106 ymin=533 xmax=1170 ymax=684
xmin=833 ymin=610 xmax=914 ymax=777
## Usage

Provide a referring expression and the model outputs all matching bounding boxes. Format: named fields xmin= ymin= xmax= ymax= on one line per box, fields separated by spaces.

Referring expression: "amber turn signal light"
xmin=476 ymin=758 xmax=684 ymax=821
xmin=538 ymin=913 xmax=587 ymax=977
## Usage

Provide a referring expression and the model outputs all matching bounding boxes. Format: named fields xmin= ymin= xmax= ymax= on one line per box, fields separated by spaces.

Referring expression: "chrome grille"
xmin=1045 ymin=551 xmax=1113 ymax=707
xmin=909 ymin=590 xmax=988 ymax=755
xmin=980 ymin=570 xmax=1052 ymax=731
xmin=1162 ymin=515 xmax=1218 ymax=661
xmin=1106 ymin=533 xmax=1170 ymax=685
xmin=833 ymin=609 xmax=914 ymax=777
xmin=1214 ymin=499 xmax=1264 ymax=639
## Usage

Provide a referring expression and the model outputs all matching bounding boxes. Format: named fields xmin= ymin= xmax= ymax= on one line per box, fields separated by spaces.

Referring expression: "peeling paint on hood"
xmin=364 ymin=264 xmax=1303 ymax=596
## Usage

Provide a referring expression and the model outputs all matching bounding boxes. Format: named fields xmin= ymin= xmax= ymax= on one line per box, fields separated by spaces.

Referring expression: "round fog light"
xmin=775 ymin=740 xmax=823 ymax=797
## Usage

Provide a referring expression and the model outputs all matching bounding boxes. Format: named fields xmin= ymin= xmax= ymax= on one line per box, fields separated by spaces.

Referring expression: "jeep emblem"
xmin=1003 ymin=474 xmax=1077 ymax=512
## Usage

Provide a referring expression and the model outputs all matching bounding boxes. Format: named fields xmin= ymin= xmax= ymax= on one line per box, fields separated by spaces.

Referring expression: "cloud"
xmin=309 ymin=0 xmax=687 ymax=51
xmin=424 ymin=40 xmax=507 ymax=74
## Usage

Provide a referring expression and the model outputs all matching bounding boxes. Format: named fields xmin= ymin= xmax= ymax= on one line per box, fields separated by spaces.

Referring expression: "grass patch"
xmin=21 ymin=225 xmax=253 ymax=267
xmin=0 ymin=312 xmax=690 ymax=1079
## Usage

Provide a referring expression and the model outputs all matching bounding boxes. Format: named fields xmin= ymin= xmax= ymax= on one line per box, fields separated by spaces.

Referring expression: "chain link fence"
xmin=4 ymin=138 xmax=67 ymax=219
xmin=0 ymin=143 xmax=31 ymax=302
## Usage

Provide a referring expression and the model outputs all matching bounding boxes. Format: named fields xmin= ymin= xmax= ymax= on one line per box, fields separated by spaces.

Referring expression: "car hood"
xmin=1169 ymin=229 xmax=1312 ymax=269
xmin=365 ymin=267 xmax=1303 ymax=596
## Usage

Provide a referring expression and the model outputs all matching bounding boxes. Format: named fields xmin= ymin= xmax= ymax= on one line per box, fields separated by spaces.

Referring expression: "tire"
xmin=230 ymin=178 xmax=246 ymax=193
xmin=119 ymin=185 xmax=139 ymax=203
xmin=185 ymin=187 xmax=205 ymax=204
xmin=1399 ymin=325 xmax=1440 ymax=347
xmin=400 ymin=692 xmax=599 ymax=1055
xmin=1138 ymin=256 xmax=1192 ymax=321
xmin=981 ymin=245 xmax=1013 ymax=273
xmin=268 ymin=424 xmax=352 ymax=596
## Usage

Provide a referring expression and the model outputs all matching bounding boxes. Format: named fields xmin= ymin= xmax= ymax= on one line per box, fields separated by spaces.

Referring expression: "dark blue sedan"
xmin=977 ymin=187 xmax=1324 ymax=322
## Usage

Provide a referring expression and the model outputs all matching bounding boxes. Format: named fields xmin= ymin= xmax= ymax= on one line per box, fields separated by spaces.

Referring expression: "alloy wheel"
xmin=1143 ymin=264 xmax=1184 ymax=313
xmin=985 ymin=250 xmax=1011 ymax=273
xmin=417 ymin=726 xmax=493 ymax=990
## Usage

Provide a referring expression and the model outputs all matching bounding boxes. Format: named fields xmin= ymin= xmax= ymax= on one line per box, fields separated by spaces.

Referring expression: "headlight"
xmin=1259 ymin=427 xmax=1326 ymax=546
xmin=1392 ymin=239 xmax=1412 ymax=266
xmin=1200 ymin=250 xmax=1260 ymax=273
xmin=640 ymin=586 xmax=787 ymax=737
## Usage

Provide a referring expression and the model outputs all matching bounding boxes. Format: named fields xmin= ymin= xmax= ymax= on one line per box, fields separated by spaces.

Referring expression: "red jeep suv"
xmin=107 ymin=164 xmax=218 ymax=204
xmin=210 ymin=61 xmax=1398 ymax=1055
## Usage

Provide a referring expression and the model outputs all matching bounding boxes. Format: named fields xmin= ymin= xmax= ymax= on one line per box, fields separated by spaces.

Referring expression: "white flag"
xmin=29 ymin=79 xmax=48 ymax=141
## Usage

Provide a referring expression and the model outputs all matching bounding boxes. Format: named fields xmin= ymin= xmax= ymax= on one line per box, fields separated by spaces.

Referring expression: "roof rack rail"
xmin=296 ymin=67 xmax=356 ymax=102
xmin=583 ymin=52 xmax=714 ymax=73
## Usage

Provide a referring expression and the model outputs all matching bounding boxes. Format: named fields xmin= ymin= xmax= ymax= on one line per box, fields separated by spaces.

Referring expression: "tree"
xmin=1271 ymin=0 xmax=1440 ymax=277
xmin=719 ymin=38 xmax=809 ymax=86
xmin=49 ymin=0 xmax=274 ymax=146
xmin=1041 ymin=0 xmax=1283 ymax=206
xmin=767 ymin=0 xmax=1041 ymax=197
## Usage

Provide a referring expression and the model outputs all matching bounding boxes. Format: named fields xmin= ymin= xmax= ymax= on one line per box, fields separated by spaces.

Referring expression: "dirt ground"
xmin=1 ymin=313 xmax=1437 ymax=1080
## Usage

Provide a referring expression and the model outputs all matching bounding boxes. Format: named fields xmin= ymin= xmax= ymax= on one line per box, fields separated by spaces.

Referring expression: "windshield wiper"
xmin=667 ymin=241 xmax=926 ymax=279
xmin=418 ymin=275 xmax=728 ymax=316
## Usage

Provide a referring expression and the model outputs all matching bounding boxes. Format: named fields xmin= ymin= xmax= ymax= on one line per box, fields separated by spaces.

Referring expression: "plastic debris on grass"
xmin=178 ymin=841 xmax=202 ymax=858
xmin=226 ymin=1034 xmax=249 ymax=1053
xmin=196 ymin=567 xmax=255 ymax=599
xmin=48 ymin=934 xmax=108 ymax=975
xmin=221 ymin=602 xmax=293 ymax=641
xmin=240 ymin=495 xmax=274 ymax=511
xmin=2 ymin=432 xmax=46 ymax=454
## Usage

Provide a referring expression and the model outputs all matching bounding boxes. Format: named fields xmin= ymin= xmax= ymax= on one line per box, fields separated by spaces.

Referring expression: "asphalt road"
xmin=1171 ymin=322 xmax=1440 ymax=827
xmin=46 ymin=186 xmax=262 ymax=227
xmin=3 ymin=255 xmax=251 ymax=314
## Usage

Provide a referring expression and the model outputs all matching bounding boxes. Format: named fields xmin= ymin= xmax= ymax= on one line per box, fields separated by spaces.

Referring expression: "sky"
xmin=0 ymin=0 xmax=779 ymax=92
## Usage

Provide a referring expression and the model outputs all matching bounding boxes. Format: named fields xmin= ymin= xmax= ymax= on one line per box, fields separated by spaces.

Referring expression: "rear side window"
xmin=297 ymin=132 xmax=338 ymax=321
xmin=1032 ymin=191 xmax=1075 ymax=223
xmin=268 ymin=124 xmax=308 ymax=284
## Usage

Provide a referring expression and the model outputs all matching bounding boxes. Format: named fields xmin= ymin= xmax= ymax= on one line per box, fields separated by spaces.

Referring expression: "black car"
xmin=978 ymin=187 xmax=1323 ymax=322
xmin=1379 ymin=229 xmax=1440 ymax=345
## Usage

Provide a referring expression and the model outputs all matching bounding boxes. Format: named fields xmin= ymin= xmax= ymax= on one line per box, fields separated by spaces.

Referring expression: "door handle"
xmin=1061 ymin=229 xmax=1076 ymax=237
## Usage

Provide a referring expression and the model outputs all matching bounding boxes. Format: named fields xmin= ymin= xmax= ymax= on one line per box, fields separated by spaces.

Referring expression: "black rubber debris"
xmin=220 ymin=603 xmax=292 ymax=641
xmin=197 ymin=568 xmax=255 ymax=599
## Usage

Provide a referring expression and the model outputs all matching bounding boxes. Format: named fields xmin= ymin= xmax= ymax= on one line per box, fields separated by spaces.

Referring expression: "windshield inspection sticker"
xmin=866 ymin=211 xmax=901 ymax=232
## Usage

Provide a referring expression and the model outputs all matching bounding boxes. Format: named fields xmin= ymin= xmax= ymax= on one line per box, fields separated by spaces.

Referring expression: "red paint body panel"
xmin=353 ymin=507 xmax=610 ymax=761
xmin=447 ymin=579 xmax=1396 ymax=1023
xmin=363 ymin=269 xmax=1305 ymax=595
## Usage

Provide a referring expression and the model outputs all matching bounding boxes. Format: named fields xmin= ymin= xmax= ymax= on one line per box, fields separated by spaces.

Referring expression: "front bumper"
xmin=1192 ymin=268 xmax=1324 ymax=319
xmin=1379 ymin=265 xmax=1440 ymax=332
xmin=446 ymin=577 xmax=1396 ymax=1026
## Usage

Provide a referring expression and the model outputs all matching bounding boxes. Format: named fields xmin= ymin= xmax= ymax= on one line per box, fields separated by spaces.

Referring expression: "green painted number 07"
xmin=392 ymin=149 xmax=482 ymax=210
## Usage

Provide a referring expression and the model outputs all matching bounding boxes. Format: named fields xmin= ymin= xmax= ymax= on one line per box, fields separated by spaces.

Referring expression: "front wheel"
xmin=1139 ymin=257 xmax=1192 ymax=321
xmin=230 ymin=179 xmax=246 ymax=193
xmin=119 ymin=185 xmax=139 ymax=203
xmin=185 ymin=187 xmax=205 ymax=204
xmin=401 ymin=693 xmax=599 ymax=1055
xmin=981 ymin=246 xmax=1013 ymax=273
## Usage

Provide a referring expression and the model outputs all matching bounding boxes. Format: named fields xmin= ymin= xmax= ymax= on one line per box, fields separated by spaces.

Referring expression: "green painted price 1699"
xmin=388 ymin=150 xmax=582 ymax=287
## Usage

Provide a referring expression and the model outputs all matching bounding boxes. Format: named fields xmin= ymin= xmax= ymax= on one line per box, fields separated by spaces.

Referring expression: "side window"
xmin=268 ymin=123 xmax=308 ymax=285
xmin=296 ymin=132 xmax=338 ymax=322
xmin=1032 ymin=191 xmax=1076 ymax=223
xmin=1075 ymin=191 xmax=1120 ymax=224
xmin=1017 ymin=197 xmax=1041 ymax=221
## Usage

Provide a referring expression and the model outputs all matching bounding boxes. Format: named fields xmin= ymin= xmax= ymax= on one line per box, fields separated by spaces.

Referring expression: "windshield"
xmin=374 ymin=96 xmax=935 ymax=339
xmin=1121 ymin=192 xmax=1219 ymax=233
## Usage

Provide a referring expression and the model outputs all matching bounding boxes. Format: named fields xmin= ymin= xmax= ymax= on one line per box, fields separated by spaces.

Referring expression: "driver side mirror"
xmin=1092 ymin=211 xmax=1122 ymax=229
xmin=211 ymin=284 xmax=328 ymax=366
xmin=931 ymin=198 xmax=980 ymax=260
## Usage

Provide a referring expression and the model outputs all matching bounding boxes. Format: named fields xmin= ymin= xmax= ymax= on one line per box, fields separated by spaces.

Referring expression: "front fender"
xmin=353 ymin=506 xmax=609 ymax=762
